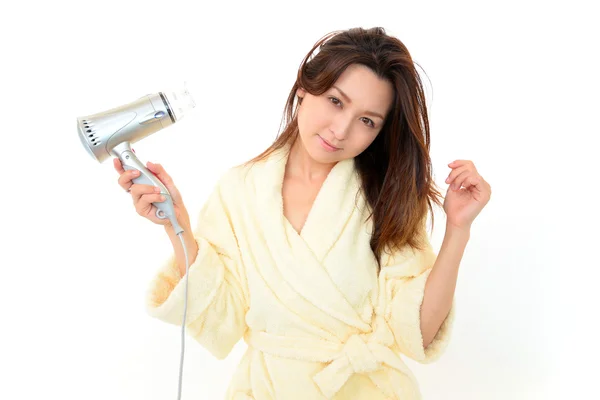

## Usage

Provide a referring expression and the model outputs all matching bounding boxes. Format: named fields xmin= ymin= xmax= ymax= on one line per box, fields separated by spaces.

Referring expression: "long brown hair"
xmin=244 ymin=27 xmax=444 ymax=269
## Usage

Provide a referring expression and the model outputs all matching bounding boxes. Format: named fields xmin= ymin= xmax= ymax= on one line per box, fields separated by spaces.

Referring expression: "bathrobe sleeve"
xmin=383 ymin=230 xmax=456 ymax=364
xmin=144 ymin=169 xmax=248 ymax=360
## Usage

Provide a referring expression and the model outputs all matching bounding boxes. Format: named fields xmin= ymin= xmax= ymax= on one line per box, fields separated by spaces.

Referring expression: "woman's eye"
xmin=329 ymin=96 xmax=375 ymax=128
xmin=329 ymin=96 xmax=341 ymax=106
xmin=361 ymin=117 xmax=375 ymax=128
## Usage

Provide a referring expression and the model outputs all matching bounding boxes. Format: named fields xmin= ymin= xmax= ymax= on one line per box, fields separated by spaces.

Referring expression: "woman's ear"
xmin=296 ymin=87 xmax=306 ymax=99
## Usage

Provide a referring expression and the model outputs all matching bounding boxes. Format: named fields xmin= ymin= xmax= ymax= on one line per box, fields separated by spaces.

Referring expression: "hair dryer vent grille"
xmin=82 ymin=120 xmax=102 ymax=147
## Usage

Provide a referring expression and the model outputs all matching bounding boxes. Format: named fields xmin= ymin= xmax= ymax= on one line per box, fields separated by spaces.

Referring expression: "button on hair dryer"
xmin=77 ymin=85 xmax=196 ymax=234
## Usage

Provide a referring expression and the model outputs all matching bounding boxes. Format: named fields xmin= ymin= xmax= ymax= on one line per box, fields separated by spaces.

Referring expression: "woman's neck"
xmin=286 ymin=136 xmax=337 ymax=183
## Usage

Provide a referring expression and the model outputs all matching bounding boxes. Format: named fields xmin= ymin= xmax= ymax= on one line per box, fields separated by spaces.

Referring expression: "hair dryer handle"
xmin=118 ymin=149 xmax=180 ymax=228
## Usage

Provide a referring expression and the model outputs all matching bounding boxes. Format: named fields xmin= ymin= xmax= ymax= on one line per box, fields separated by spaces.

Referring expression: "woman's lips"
xmin=318 ymin=135 xmax=340 ymax=152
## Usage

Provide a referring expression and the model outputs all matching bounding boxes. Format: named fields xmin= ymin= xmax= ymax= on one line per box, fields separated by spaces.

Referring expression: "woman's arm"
xmin=165 ymin=220 xmax=199 ymax=277
xmin=420 ymin=224 xmax=469 ymax=348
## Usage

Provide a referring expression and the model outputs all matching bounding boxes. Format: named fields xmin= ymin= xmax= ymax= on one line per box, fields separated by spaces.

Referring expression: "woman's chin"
xmin=306 ymin=145 xmax=337 ymax=162
xmin=295 ymin=134 xmax=346 ymax=164
xmin=309 ymin=136 xmax=343 ymax=160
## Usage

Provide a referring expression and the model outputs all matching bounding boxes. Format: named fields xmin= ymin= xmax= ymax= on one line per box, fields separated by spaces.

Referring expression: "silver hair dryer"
xmin=77 ymin=86 xmax=196 ymax=234
xmin=77 ymin=86 xmax=197 ymax=400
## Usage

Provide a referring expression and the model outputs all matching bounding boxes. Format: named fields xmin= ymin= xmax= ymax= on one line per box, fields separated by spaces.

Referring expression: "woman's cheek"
xmin=314 ymin=107 xmax=332 ymax=130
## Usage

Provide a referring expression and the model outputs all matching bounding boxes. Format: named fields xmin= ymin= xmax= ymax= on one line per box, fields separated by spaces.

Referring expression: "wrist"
xmin=444 ymin=223 xmax=471 ymax=242
xmin=164 ymin=222 xmax=191 ymax=237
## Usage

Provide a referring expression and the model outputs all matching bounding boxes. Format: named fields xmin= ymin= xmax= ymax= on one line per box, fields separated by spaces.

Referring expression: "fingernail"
xmin=159 ymin=195 xmax=165 ymax=201
xmin=154 ymin=187 xmax=161 ymax=193
xmin=132 ymin=170 xmax=139 ymax=175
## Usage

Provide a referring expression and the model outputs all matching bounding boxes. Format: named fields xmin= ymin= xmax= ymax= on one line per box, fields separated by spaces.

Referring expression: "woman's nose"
xmin=330 ymin=114 xmax=352 ymax=140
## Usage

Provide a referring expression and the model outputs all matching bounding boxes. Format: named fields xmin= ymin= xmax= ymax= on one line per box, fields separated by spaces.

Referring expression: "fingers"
xmin=114 ymin=158 xmax=140 ymax=192
xmin=130 ymin=184 xmax=165 ymax=215
xmin=135 ymin=192 xmax=166 ymax=216
xmin=117 ymin=169 xmax=140 ymax=192
xmin=449 ymin=170 xmax=470 ymax=190
xmin=146 ymin=161 xmax=182 ymax=204
xmin=113 ymin=158 xmax=125 ymax=174
xmin=461 ymin=174 xmax=484 ymax=194
xmin=448 ymin=169 xmax=483 ymax=191
xmin=130 ymin=183 xmax=161 ymax=202
xmin=115 ymin=160 xmax=179 ymax=213
xmin=446 ymin=160 xmax=479 ymax=190
xmin=445 ymin=165 xmax=468 ymax=188
xmin=147 ymin=161 xmax=174 ymax=186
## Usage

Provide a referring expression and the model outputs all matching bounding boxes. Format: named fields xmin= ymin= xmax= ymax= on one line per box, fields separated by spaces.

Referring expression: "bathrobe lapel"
xmin=253 ymin=144 xmax=371 ymax=331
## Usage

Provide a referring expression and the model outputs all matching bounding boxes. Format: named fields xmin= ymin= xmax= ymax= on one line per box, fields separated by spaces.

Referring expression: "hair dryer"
xmin=77 ymin=86 xmax=196 ymax=400
xmin=77 ymin=86 xmax=196 ymax=234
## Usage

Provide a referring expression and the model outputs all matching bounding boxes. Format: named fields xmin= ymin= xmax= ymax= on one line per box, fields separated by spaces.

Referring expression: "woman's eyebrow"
xmin=332 ymin=85 xmax=385 ymax=120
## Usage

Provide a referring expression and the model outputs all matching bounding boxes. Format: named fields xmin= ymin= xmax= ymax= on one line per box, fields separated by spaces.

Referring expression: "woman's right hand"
xmin=114 ymin=158 xmax=189 ymax=228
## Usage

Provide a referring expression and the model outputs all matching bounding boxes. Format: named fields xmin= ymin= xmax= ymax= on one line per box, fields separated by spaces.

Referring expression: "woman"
xmin=115 ymin=27 xmax=491 ymax=400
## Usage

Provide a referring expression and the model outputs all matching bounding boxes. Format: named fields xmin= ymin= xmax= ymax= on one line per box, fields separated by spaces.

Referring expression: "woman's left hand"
xmin=443 ymin=160 xmax=492 ymax=231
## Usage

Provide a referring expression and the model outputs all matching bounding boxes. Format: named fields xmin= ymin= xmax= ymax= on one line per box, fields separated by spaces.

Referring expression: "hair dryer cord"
xmin=169 ymin=216 xmax=184 ymax=236
xmin=176 ymin=230 xmax=189 ymax=400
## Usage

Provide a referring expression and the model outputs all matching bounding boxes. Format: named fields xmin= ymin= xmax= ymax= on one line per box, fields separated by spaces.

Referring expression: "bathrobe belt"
xmin=244 ymin=315 xmax=413 ymax=399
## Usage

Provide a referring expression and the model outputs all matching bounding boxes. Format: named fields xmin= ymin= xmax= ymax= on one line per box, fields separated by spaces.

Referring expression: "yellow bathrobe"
xmin=146 ymin=144 xmax=456 ymax=399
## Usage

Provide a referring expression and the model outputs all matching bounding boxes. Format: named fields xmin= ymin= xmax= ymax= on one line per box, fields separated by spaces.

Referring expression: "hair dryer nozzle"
xmin=161 ymin=83 xmax=196 ymax=122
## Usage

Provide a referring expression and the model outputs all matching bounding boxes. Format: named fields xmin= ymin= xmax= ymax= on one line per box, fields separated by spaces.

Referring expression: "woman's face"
xmin=296 ymin=63 xmax=394 ymax=164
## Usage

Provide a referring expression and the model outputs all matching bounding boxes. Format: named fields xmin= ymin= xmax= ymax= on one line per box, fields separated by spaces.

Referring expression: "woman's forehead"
xmin=331 ymin=65 xmax=394 ymax=116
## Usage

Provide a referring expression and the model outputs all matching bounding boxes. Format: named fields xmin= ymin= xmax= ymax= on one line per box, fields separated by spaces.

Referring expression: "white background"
xmin=1 ymin=0 xmax=598 ymax=399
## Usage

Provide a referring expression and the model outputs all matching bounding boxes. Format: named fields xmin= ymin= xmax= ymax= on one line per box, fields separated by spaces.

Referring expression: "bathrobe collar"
xmin=255 ymin=142 xmax=360 ymax=259
xmin=253 ymin=142 xmax=371 ymax=330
